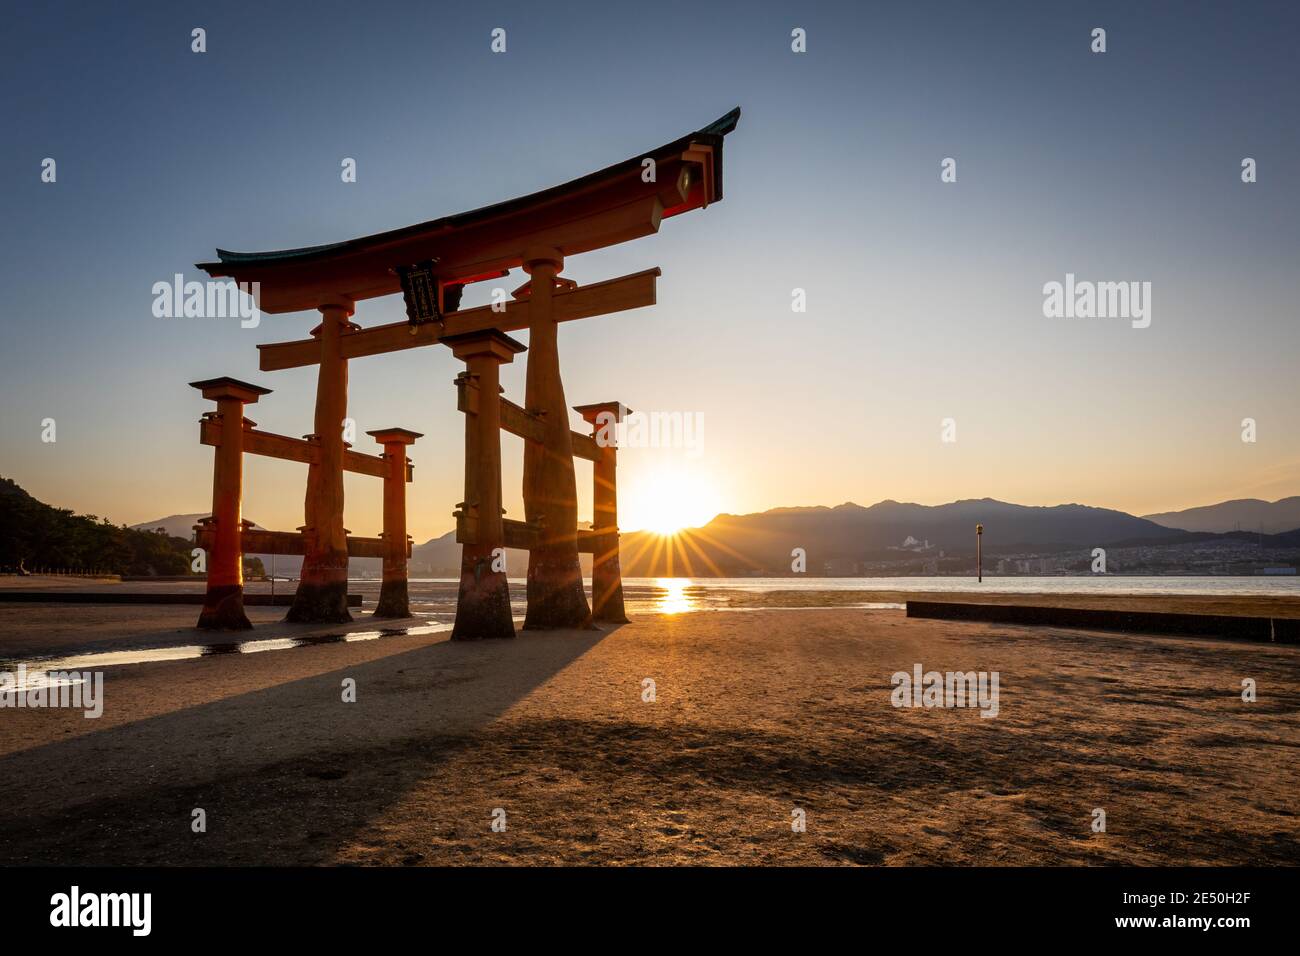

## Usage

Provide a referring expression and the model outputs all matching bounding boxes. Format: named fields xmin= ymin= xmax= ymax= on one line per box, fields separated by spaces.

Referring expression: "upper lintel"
xmin=196 ymin=109 xmax=739 ymax=314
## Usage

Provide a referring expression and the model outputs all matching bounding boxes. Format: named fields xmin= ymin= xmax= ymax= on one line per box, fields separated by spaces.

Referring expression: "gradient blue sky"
xmin=2 ymin=0 xmax=1297 ymax=540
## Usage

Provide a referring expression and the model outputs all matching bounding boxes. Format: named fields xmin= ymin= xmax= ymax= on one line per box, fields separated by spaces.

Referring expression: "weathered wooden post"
xmin=190 ymin=377 xmax=270 ymax=629
xmin=446 ymin=330 xmax=525 ymax=640
xmin=288 ymin=296 xmax=355 ymax=623
xmin=367 ymin=427 xmax=421 ymax=618
xmin=575 ymin=401 xmax=630 ymax=624
xmin=521 ymin=247 xmax=590 ymax=629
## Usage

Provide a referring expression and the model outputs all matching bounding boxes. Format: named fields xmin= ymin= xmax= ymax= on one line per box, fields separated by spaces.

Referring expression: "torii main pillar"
xmin=445 ymin=330 xmax=524 ymax=640
xmin=521 ymin=247 xmax=591 ymax=629
xmin=190 ymin=377 xmax=271 ymax=629
xmin=575 ymin=402 xmax=630 ymax=624
xmin=287 ymin=296 xmax=355 ymax=623
xmin=368 ymin=427 xmax=421 ymax=618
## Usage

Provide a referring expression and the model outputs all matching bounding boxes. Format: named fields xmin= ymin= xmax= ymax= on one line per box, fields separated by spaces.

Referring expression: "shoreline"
xmin=3 ymin=583 xmax=1300 ymax=662
xmin=3 ymin=587 xmax=1300 ymax=662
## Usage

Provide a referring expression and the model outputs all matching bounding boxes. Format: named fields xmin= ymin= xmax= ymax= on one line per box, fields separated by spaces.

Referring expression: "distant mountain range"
xmin=1143 ymin=497 xmax=1300 ymax=535
xmin=5 ymin=476 xmax=1287 ymax=579
xmin=131 ymin=513 xmax=246 ymax=539
xmin=617 ymin=499 xmax=1184 ymax=576
xmin=124 ymin=494 xmax=1300 ymax=578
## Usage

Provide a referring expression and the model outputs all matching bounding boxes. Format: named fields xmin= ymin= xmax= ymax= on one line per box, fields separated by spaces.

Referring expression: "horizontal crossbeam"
xmin=504 ymin=518 xmax=539 ymax=551
xmin=454 ymin=513 xmax=606 ymax=554
xmin=455 ymin=381 xmax=602 ymax=461
xmin=569 ymin=431 xmax=601 ymax=463
xmin=194 ymin=526 xmax=410 ymax=559
xmin=199 ymin=418 xmax=412 ymax=480
xmin=500 ymin=398 xmax=545 ymax=445
xmin=258 ymin=268 xmax=660 ymax=372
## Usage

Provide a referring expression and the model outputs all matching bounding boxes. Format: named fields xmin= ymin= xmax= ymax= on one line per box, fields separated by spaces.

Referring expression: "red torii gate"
xmin=191 ymin=108 xmax=739 ymax=636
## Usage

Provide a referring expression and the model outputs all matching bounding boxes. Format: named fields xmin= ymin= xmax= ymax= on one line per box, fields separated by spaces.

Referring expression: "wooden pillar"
xmin=445 ymin=331 xmax=525 ymax=639
xmin=189 ymin=377 xmax=271 ymax=629
xmin=288 ymin=296 xmax=355 ymax=623
xmin=520 ymin=247 xmax=591 ymax=629
xmin=575 ymin=402 xmax=630 ymax=624
xmin=368 ymin=428 xmax=421 ymax=618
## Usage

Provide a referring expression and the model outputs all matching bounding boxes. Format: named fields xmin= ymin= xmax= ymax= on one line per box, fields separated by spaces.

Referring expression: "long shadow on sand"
xmin=0 ymin=624 xmax=620 ymax=865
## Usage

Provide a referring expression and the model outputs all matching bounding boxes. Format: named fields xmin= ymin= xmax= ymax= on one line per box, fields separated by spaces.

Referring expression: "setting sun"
xmin=620 ymin=464 xmax=722 ymax=535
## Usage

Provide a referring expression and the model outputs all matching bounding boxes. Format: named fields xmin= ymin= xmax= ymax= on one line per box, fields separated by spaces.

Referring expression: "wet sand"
xmin=0 ymin=578 xmax=397 ymax=658
xmin=1 ymin=606 xmax=1297 ymax=866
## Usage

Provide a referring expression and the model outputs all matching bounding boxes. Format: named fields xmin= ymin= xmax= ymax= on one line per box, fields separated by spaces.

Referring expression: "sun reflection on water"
xmin=655 ymin=577 xmax=694 ymax=614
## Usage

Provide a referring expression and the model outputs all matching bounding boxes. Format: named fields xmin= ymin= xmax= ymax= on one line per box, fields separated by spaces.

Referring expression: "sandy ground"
xmin=1 ymin=605 xmax=1297 ymax=866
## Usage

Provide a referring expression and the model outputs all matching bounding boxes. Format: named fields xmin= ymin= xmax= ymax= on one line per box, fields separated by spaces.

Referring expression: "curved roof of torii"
xmin=198 ymin=108 xmax=740 ymax=314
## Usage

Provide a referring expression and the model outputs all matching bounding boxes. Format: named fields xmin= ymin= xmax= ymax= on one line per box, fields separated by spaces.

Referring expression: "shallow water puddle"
xmin=0 ymin=621 xmax=455 ymax=677
xmin=0 ymin=604 xmax=902 ymax=679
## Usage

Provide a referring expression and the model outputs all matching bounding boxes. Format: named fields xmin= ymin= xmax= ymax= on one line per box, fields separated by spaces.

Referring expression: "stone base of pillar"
xmin=286 ymin=554 xmax=352 ymax=623
xmin=524 ymin=550 xmax=592 ymax=629
xmin=452 ymin=561 xmax=514 ymax=640
xmin=286 ymin=581 xmax=352 ymax=623
xmin=197 ymin=584 xmax=252 ymax=630
xmin=373 ymin=579 xmax=411 ymax=619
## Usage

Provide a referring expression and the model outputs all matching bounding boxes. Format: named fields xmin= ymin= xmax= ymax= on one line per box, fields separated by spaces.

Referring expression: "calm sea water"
xmin=344 ymin=575 xmax=1300 ymax=621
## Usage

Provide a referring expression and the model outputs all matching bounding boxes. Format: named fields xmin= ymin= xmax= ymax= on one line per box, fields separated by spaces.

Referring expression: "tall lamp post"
xmin=976 ymin=523 xmax=983 ymax=583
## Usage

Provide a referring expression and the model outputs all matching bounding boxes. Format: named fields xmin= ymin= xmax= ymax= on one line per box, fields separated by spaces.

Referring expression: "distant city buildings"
xmin=804 ymin=536 xmax=1299 ymax=578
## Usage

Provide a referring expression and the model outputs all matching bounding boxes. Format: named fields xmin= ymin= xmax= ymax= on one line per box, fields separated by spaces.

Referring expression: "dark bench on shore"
xmin=0 ymin=592 xmax=362 ymax=608
xmin=906 ymin=600 xmax=1298 ymax=645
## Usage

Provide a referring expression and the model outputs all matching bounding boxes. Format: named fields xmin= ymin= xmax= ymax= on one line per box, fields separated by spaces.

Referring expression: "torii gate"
xmin=195 ymin=108 xmax=739 ymax=635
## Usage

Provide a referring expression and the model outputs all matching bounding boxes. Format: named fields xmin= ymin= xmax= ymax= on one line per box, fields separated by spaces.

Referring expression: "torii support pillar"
xmin=190 ymin=377 xmax=271 ymax=629
xmin=445 ymin=330 xmax=525 ymax=640
xmin=575 ymin=402 xmax=630 ymax=624
xmin=521 ymin=247 xmax=591 ymax=629
xmin=288 ymin=296 xmax=355 ymax=624
xmin=368 ymin=428 xmax=421 ymax=618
